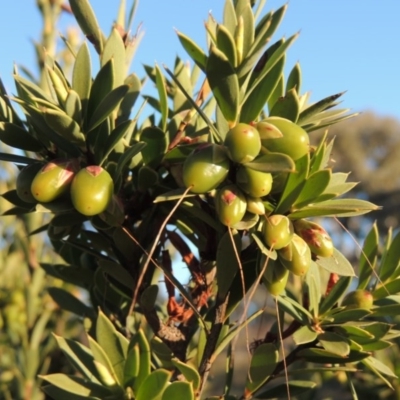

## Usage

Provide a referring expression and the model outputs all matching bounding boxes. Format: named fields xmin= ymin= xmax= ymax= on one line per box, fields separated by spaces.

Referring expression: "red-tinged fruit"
xmin=71 ymin=166 xmax=114 ymax=216
xmin=236 ymin=165 xmax=273 ymax=198
xmin=183 ymin=143 xmax=230 ymax=193
xmin=257 ymin=117 xmax=309 ymax=161
xmin=224 ymin=123 xmax=261 ymax=163
xmin=294 ymin=219 xmax=334 ymax=257
xmin=31 ymin=160 xmax=76 ymax=203
xmin=263 ymin=214 xmax=294 ymax=250
xmin=341 ymin=289 xmax=374 ymax=310
xmin=16 ymin=162 xmax=44 ymax=203
xmin=215 ymin=184 xmax=247 ymax=227
xmin=279 ymin=234 xmax=311 ymax=276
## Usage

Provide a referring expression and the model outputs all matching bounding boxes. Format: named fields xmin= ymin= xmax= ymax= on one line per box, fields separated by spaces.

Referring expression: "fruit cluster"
xmin=16 ymin=160 xmax=114 ymax=217
xmin=262 ymin=215 xmax=334 ymax=295
xmin=182 ymin=116 xmax=310 ymax=227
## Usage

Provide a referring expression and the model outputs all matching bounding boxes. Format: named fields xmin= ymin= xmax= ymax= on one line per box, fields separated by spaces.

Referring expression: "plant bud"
xmin=71 ymin=166 xmax=114 ymax=216
xmin=16 ymin=162 xmax=44 ymax=203
xmin=294 ymin=219 xmax=334 ymax=257
xmin=246 ymin=196 xmax=265 ymax=215
xmin=215 ymin=184 xmax=247 ymax=227
xmin=341 ymin=289 xmax=374 ymax=310
xmin=279 ymin=234 xmax=311 ymax=276
xmin=183 ymin=143 xmax=230 ymax=193
xmin=263 ymin=214 xmax=294 ymax=249
xmin=224 ymin=122 xmax=261 ymax=163
xmin=31 ymin=159 xmax=76 ymax=203
xmin=236 ymin=166 xmax=273 ymax=198
xmin=257 ymin=117 xmax=309 ymax=161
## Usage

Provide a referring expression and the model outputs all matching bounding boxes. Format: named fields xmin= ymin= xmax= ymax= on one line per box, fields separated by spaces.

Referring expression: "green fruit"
xmin=31 ymin=160 xmax=76 ymax=203
xmin=183 ymin=143 xmax=230 ymax=193
xmin=257 ymin=117 xmax=310 ymax=160
xmin=236 ymin=166 xmax=273 ymax=198
xmin=294 ymin=219 xmax=334 ymax=257
xmin=16 ymin=162 xmax=44 ymax=203
xmin=215 ymin=184 xmax=247 ymax=227
xmin=341 ymin=290 xmax=374 ymax=310
xmin=224 ymin=123 xmax=261 ymax=163
xmin=246 ymin=196 xmax=265 ymax=215
xmin=279 ymin=234 xmax=311 ymax=276
xmin=261 ymin=257 xmax=289 ymax=296
xmin=263 ymin=214 xmax=294 ymax=250
xmin=71 ymin=166 xmax=114 ymax=216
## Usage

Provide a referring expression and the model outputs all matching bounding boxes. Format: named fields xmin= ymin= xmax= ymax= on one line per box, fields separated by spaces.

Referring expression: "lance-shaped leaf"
xmin=114 ymin=141 xmax=146 ymax=178
xmin=316 ymin=248 xmax=355 ymax=277
xmin=0 ymin=152 xmax=36 ymax=165
xmin=216 ymin=24 xmax=237 ymax=67
xmin=44 ymin=109 xmax=85 ymax=144
xmin=256 ymin=381 xmax=316 ymax=399
xmin=206 ymin=45 xmax=240 ymax=125
xmin=289 ymin=198 xmax=380 ymax=219
xmin=318 ymin=331 xmax=350 ymax=357
xmin=379 ymin=230 xmax=400 ymax=282
xmin=358 ymin=222 xmax=379 ymax=289
xmin=216 ymin=229 xmax=242 ymax=301
xmin=88 ymin=84 xmax=129 ymax=131
xmin=72 ymin=41 xmax=92 ymax=114
xmin=240 ymin=55 xmax=284 ymax=123
xmin=297 ymin=348 xmax=370 ymax=364
xmin=140 ymin=126 xmax=167 ymax=167
xmin=245 ymin=343 xmax=278 ymax=395
xmin=246 ymin=152 xmax=295 ymax=173
xmin=155 ymin=64 xmax=168 ymax=132
xmin=287 ymin=62 xmax=302 ymax=93
xmin=319 ymin=276 xmax=352 ymax=315
xmin=39 ymin=374 xmax=113 ymax=399
xmin=65 ymin=90 xmax=83 ymax=124
xmin=269 ymin=87 xmax=300 ymax=122
xmin=176 ymin=31 xmax=207 ymax=71
xmin=69 ymin=0 xmax=105 ymax=53
xmin=0 ymin=122 xmax=43 ymax=152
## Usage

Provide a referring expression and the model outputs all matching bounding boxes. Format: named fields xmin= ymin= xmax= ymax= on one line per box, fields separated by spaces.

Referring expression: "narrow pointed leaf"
xmin=176 ymin=31 xmax=207 ymax=70
xmin=72 ymin=41 xmax=92 ymax=109
xmin=0 ymin=122 xmax=43 ymax=151
xmin=256 ymin=380 xmax=316 ymax=399
xmin=44 ymin=109 xmax=85 ymax=143
xmin=216 ymin=24 xmax=237 ymax=67
xmin=316 ymin=248 xmax=355 ymax=277
xmin=155 ymin=64 xmax=168 ymax=132
xmin=320 ymin=276 xmax=352 ymax=315
xmin=318 ymin=331 xmax=350 ymax=357
xmin=358 ymin=222 xmax=379 ymax=289
xmin=269 ymin=87 xmax=300 ymax=122
xmin=380 ymin=230 xmax=400 ymax=282
xmin=287 ymin=62 xmax=302 ymax=93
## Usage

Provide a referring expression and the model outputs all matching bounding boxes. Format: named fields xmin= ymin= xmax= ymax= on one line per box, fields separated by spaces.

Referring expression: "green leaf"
xmin=358 ymin=222 xmax=379 ymax=289
xmin=44 ymin=109 xmax=85 ymax=144
xmin=362 ymin=356 xmax=398 ymax=382
xmin=96 ymin=310 xmax=126 ymax=385
xmin=98 ymin=259 xmax=135 ymax=290
xmin=246 ymin=343 xmax=278 ymax=395
xmin=88 ymin=84 xmax=129 ymax=131
xmin=275 ymin=153 xmax=309 ymax=215
xmin=114 ymin=141 xmax=147 ymax=178
xmin=296 ymin=348 xmax=370 ymax=364
xmin=65 ymin=89 xmax=83 ymax=124
xmin=72 ymin=41 xmax=92 ymax=112
xmin=318 ymin=331 xmax=350 ymax=357
xmin=293 ymin=169 xmax=331 ymax=208
xmin=287 ymin=62 xmax=302 ymax=93
xmin=269 ymin=87 xmax=300 ymax=122
xmin=133 ymin=330 xmax=151 ymax=393
xmin=41 ymin=384 xmax=100 ymax=400
xmin=140 ymin=285 xmax=159 ymax=312
xmin=216 ymin=229 xmax=242 ymax=301
xmin=379 ymin=230 xmax=400 ymax=282
xmin=372 ymin=304 xmax=400 ymax=317
xmin=101 ymin=27 xmax=126 ymax=88
xmin=0 ymin=152 xmax=36 ymax=165
xmin=1 ymin=189 xmax=35 ymax=210
xmin=171 ymin=359 xmax=200 ymax=390
xmin=246 ymin=152 xmax=295 ymax=173
xmin=123 ymin=345 xmax=140 ymax=387
xmin=216 ymin=24 xmax=237 ymax=67
xmin=297 ymin=92 xmax=345 ymax=126
xmin=141 ymin=126 xmax=167 ymax=167
xmin=87 ymin=59 xmax=114 ymax=122
xmin=373 ymin=279 xmax=400 ymax=300
xmin=240 ymin=56 xmax=284 ymax=123
xmin=319 ymin=276 xmax=352 ymax=315
xmin=48 ymin=287 xmax=95 ymax=319
xmin=69 ymin=0 xmax=105 ymax=53
xmin=118 ymin=73 xmax=141 ymax=123
xmin=289 ymin=198 xmax=380 ymax=219
xmin=316 ymin=248 xmax=355 ymax=277
xmin=162 ymin=381 xmax=194 ymax=400
xmin=256 ymin=380 xmax=316 ymax=399
xmin=39 ymin=374 xmax=111 ymax=398
xmin=277 ymin=295 xmax=313 ymax=325
xmin=155 ymin=65 xmax=168 ymax=132
xmin=136 ymin=369 xmax=171 ymax=400
xmin=40 ymin=263 xmax=94 ymax=289
xmin=306 ymin=261 xmax=321 ymax=317
xmin=0 ymin=122 xmax=43 ymax=151
xmin=206 ymin=45 xmax=240 ymax=125
xmin=330 ymin=308 xmax=372 ymax=324
xmin=292 ymin=325 xmax=318 ymax=345
xmin=176 ymin=31 xmax=207 ymax=70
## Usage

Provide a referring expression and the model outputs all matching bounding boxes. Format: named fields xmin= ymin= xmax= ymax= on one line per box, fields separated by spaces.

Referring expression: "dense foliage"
xmin=1 ymin=1 xmax=400 ymax=399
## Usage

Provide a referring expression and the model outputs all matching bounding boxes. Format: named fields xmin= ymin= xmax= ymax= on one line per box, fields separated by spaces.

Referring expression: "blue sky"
xmin=1 ymin=1 xmax=399 ymax=121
